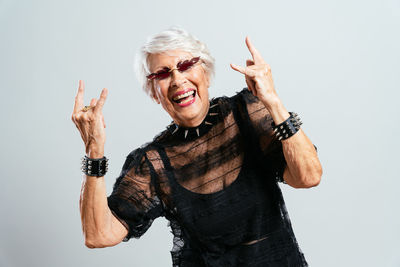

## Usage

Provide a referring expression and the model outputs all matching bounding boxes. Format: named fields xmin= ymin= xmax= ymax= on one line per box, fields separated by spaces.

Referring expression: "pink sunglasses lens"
xmin=147 ymin=57 xmax=200 ymax=80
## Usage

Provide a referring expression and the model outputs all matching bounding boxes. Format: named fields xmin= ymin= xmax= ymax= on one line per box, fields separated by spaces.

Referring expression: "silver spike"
xmin=285 ymin=134 xmax=289 ymax=138
xmin=196 ymin=128 xmax=200 ymax=137
xmin=209 ymin=112 xmax=219 ymax=116
xmin=278 ymin=136 xmax=283 ymax=140
xmin=273 ymin=128 xmax=278 ymax=132
xmin=209 ymin=103 xmax=218 ymax=109
xmin=172 ymin=124 xmax=179 ymax=134
xmin=205 ymin=121 xmax=212 ymax=125
xmin=184 ymin=130 xmax=188 ymax=139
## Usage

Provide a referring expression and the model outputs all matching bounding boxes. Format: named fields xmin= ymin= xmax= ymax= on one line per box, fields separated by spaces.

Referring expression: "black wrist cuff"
xmin=81 ymin=155 xmax=109 ymax=177
xmin=271 ymin=112 xmax=302 ymax=141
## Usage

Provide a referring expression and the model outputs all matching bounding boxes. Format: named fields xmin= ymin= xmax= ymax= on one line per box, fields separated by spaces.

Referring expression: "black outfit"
xmin=108 ymin=89 xmax=314 ymax=266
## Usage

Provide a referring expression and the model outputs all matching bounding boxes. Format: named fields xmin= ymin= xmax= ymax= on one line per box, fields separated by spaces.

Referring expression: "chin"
xmin=176 ymin=105 xmax=207 ymax=127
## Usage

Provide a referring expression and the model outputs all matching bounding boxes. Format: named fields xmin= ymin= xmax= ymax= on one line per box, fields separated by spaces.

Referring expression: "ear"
xmin=205 ymin=71 xmax=211 ymax=89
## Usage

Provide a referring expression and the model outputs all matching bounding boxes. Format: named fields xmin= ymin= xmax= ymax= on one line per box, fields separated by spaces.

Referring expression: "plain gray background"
xmin=1 ymin=0 xmax=399 ymax=266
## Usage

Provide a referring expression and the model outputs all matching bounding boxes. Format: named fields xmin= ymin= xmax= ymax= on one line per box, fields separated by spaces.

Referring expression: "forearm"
xmin=80 ymin=175 xmax=113 ymax=245
xmin=79 ymin=150 xmax=120 ymax=247
xmin=264 ymin=99 xmax=323 ymax=188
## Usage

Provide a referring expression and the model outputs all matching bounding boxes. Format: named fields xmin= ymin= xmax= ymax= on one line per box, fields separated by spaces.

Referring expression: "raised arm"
xmin=72 ymin=80 xmax=128 ymax=248
xmin=231 ymin=37 xmax=323 ymax=188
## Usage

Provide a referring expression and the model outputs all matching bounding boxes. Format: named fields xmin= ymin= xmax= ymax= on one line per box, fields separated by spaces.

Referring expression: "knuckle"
xmin=74 ymin=113 xmax=81 ymax=121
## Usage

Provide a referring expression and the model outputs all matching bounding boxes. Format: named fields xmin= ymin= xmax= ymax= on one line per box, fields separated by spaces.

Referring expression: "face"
xmin=148 ymin=50 xmax=210 ymax=128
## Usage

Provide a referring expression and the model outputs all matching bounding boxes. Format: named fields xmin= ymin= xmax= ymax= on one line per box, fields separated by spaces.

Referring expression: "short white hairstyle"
xmin=134 ymin=26 xmax=215 ymax=99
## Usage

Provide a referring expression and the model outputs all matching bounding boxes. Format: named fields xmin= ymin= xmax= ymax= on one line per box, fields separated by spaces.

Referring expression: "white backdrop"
xmin=0 ymin=0 xmax=399 ymax=266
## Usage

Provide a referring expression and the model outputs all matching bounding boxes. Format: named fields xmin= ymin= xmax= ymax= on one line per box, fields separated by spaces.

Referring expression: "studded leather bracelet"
xmin=81 ymin=155 xmax=109 ymax=177
xmin=271 ymin=112 xmax=302 ymax=141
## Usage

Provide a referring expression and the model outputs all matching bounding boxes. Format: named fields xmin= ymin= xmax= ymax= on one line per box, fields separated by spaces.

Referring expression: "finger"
xmin=73 ymin=80 xmax=85 ymax=113
xmin=245 ymin=59 xmax=256 ymax=95
xmin=93 ymin=88 xmax=108 ymax=114
xmin=245 ymin=77 xmax=256 ymax=96
xmin=90 ymin=98 xmax=97 ymax=106
xmin=102 ymin=115 xmax=106 ymax=128
xmin=230 ymin=63 xmax=246 ymax=75
xmin=230 ymin=63 xmax=256 ymax=77
xmin=245 ymin=36 xmax=265 ymax=64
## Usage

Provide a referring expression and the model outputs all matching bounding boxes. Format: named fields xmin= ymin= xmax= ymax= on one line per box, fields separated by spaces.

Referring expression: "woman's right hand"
xmin=71 ymin=80 xmax=108 ymax=157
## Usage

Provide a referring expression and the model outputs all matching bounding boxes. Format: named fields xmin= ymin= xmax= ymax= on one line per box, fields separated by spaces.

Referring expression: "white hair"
xmin=134 ymin=26 xmax=215 ymax=99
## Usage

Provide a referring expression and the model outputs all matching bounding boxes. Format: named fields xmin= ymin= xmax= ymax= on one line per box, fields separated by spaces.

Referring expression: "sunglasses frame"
xmin=147 ymin=56 xmax=201 ymax=81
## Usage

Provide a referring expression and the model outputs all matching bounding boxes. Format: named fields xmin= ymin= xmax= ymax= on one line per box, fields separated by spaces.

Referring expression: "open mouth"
xmin=172 ymin=89 xmax=196 ymax=106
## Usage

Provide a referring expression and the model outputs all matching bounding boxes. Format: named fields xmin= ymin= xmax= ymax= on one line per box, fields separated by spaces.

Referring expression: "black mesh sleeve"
xmin=240 ymin=89 xmax=318 ymax=183
xmin=107 ymin=148 xmax=164 ymax=241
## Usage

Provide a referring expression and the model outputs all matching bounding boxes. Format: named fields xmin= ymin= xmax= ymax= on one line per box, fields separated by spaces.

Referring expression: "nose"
xmin=170 ymin=69 xmax=186 ymax=88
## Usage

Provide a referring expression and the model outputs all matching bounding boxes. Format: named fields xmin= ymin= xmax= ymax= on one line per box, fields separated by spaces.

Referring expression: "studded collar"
xmin=167 ymin=99 xmax=220 ymax=140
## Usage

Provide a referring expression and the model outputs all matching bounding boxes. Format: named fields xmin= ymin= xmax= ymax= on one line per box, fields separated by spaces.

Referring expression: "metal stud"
xmin=209 ymin=112 xmax=218 ymax=116
xmin=172 ymin=124 xmax=179 ymax=134
xmin=184 ymin=130 xmax=188 ymax=139
xmin=209 ymin=103 xmax=218 ymax=109
xmin=205 ymin=121 xmax=212 ymax=125
xmin=196 ymin=128 xmax=200 ymax=137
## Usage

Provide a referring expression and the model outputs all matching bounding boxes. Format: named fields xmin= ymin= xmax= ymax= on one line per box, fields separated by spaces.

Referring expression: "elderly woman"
xmin=72 ymin=27 xmax=322 ymax=266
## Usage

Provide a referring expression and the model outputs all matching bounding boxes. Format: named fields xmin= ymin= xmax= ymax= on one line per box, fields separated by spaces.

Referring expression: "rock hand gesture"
xmin=230 ymin=36 xmax=279 ymax=110
xmin=71 ymin=80 xmax=108 ymax=158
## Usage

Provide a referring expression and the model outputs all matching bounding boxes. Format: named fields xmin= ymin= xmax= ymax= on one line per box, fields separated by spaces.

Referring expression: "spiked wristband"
xmin=271 ymin=112 xmax=302 ymax=141
xmin=81 ymin=155 xmax=109 ymax=177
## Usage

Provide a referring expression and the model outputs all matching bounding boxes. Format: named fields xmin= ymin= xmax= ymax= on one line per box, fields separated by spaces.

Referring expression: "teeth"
xmin=173 ymin=90 xmax=195 ymax=101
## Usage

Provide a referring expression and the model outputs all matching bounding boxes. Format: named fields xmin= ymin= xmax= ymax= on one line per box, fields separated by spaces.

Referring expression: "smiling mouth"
xmin=172 ymin=89 xmax=196 ymax=104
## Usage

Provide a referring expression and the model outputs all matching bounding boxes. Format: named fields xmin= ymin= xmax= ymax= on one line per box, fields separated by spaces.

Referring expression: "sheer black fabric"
xmin=107 ymin=89 xmax=315 ymax=266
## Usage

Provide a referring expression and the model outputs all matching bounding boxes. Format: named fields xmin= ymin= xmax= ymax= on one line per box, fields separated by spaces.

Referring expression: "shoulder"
xmin=217 ymin=88 xmax=261 ymax=112
xmin=122 ymin=141 xmax=157 ymax=173
xmin=208 ymin=88 xmax=255 ymax=117
xmin=232 ymin=88 xmax=259 ymax=104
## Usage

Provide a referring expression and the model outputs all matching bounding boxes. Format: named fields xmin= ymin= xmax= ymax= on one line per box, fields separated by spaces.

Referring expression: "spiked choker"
xmin=167 ymin=99 xmax=220 ymax=140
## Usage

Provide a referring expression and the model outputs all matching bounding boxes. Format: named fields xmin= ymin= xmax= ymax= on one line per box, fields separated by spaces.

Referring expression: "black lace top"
xmin=107 ymin=89 xmax=313 ymax=266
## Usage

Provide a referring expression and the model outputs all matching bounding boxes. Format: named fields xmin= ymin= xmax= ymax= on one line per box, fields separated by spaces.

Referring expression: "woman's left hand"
xmin=230 ymin=36 xmax=279 ymax=109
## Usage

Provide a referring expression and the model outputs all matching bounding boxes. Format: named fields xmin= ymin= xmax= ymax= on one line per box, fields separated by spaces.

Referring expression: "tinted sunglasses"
xmin=147 ymin=57 xmax=201 ymax=81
